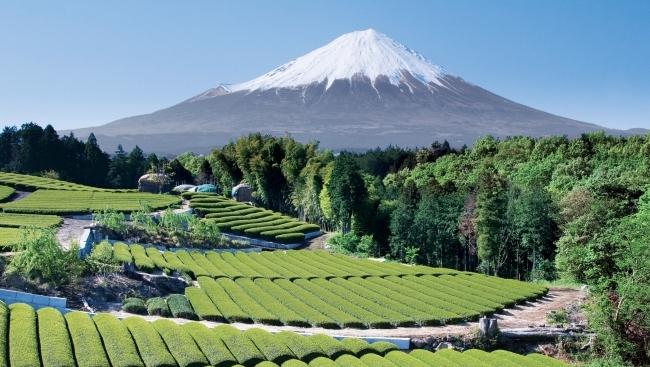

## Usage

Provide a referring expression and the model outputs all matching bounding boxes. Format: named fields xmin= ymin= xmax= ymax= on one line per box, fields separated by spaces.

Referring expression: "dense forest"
xmin=1 ymin=123 xmax=648 ymax=364
xmin=189 ymin=132 xmax=647 ymax=365
xmin=0 ymin=123 xmax=195 ymax=188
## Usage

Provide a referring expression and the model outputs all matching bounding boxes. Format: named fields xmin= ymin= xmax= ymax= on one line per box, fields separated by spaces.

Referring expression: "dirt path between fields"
xmin=110 ymin=287 xmax=587 ymax=338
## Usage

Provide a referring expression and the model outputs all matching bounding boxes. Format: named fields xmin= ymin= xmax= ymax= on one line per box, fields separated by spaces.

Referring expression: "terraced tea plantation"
xmin=188 ymin=195 xmax=320 ymax=243
xmin=0 ymin=171 xmax=133 ymax=192
xmin=0 ymin=213 xmax=63 ymax=228
xmin=109 ymin=244 xmax=547 ymax=328
xmin=0 ymin=227 xmax=22 ymax=248
xmin=2 ymin=302 xmax=569 ymax=367
xmin=0 ymin=185 xmax=15 ymax=202
xmin=0 ymin=189 xmax=180 ymax=214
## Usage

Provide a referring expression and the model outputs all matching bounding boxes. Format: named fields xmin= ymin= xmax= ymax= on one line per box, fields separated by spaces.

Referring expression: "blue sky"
xmin=1 ymin=0 xmax=648 ymax=130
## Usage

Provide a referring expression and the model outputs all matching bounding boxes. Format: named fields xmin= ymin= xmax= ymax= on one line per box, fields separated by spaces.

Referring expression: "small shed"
xmin=232 ymin=183 xmax=253 ymax=202
xmin=138 ymin=173 xmax=172 ymax=193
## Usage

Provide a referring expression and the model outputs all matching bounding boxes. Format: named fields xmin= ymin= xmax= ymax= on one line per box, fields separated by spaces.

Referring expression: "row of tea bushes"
xmin=0 ymin=227 xmax=23 ymax=249
xmin=132 ymin=273 xmax=546 ymax=329
xmin=122 ymin=294 xmax=198 ymax=320
xmin=0 ymin=301 xmax=570 ymax=367
xmin=107 ymin=245 xmax=455 ymax=280
xmin=0 ymin=171 xmax=134 ymax=192
xmin=0 ymin=189 xmax=180 ymax=214
xmin=0 ymin=185 xmax=15 ymax=202
xmin=188 ymin=195 xmax=319 ymax=243
xmin=0 ymin=213 xmax=63 ymax=228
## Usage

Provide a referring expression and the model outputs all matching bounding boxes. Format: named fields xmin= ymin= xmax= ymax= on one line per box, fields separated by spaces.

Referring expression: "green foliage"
xmin=8 ymin=303 xmax=40 ymax=367
xmin=1 ymin=189 xmax=179 ymax=214
xmin=37 ymin=307 xmax=76 ymax=367
xmin=166 ymin=294 xmax=198 ymax=320
xmin=122 ymin=297 xmax=147 ymax=315
xmin=327 ymin=232 xmax=376 ymax=257
xmin=327 ymin=154 xmax=367 ymax=233
xmin=123 ymin=317 xmax=177 ymax=367
xmin=93 ymin=313 xmax=144 ymax=367
xmin=93 ymin=207 xmax=127 ymax=234
xmin=0 ymin=213 xmax=62 ymax=228
xmin=0 ymin=185 xmax=15 ymax=202
xmin=65 ymin=311 xmax=110 ymax=367
xmin=146 ymin=297 xmax=171 ymax=317
xmin=8 ymin=227 xmax=84 ymax=286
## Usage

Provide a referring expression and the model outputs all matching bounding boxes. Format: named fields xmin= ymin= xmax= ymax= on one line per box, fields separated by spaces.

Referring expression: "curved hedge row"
xmin=0 ymin=185 xmax=15 ymax=202
xmin=111 ymin=246 xmax=460 ymax=280
xmin=189 ymin=196 xmax=319 ymax=244
xmin=0 ymin=171 xmax=134 ymax=192
xmin=0 ymin=302 xmax=571 ymax=367
xmin=0 ymin=189 xmax=180 ymax=214
xmin=0 ymin=213 xmax=63 ymax=228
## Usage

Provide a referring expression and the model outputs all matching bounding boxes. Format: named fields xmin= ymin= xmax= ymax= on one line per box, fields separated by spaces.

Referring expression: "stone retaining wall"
xmin=0 ymin=288 xmax=67 ymax=312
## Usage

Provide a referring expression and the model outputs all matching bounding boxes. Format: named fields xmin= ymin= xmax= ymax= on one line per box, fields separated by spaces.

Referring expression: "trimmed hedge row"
xmin=167 ymin=293 xmax=198 ymax=320
xmin=65 ymin=311 xmax=111 ymax=367
xmin=93 ymin=313 xmax=144 ymax=367
xmin=1 ymin=189 xmax=179 ymax=214
xmin=0 ymin=302 xmax=572 ymax=367
xmin=0 ymin=213 xmax=62 ymax=228
xmin=9 ymin=303 xmax=40 ymax=367
xmin=122 ymin=297 xmax=147 ymax=315
xmin=123 ymin=317 xmax=177 ymax=367
xmin=152 ymin=319 xmax=209 ymax=367
xmin=146 ymin=297 xmax=172 ymax=317
xmin=0 ymin=185 xmax=15 ymax=202
xmin=190 ymin=195 xmax=319 ymax=244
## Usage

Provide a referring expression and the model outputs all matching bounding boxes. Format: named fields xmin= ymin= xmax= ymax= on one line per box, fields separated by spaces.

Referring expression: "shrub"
xmin=123 ymin=317 xmax=176 ymax=367
xmin=130 ymin=244 xmax=155 ymax=272
xmin=92 ymin=313 xmax=144 ymax=367
xmin=9 ymin=227 xmax=84 ymax=286
xmin=185 ymin=287 xmax=224 ymax=322
xmin=112 ymin=242 xmax=133 ymax=263
xmin=198 ymin=277 xmax=252 ymax=323
xmin=368 ymin=341 xmax=398 ymax=355
xmin=87 ymin=240 xmax=120 ymax=274
xmin=146 ymin=297 xmax=171 ymax=317
xmin=275 ymin=331 xmax=324 ymax=362
xmin=167 ymin=294 xmax=198 ymax=320
xmin=307 ymin=357 xmax=339 ymax=367
xmin=182 ymin=322 xmax=237 ymax=367
xmin=384 ymin=350 xmax=429 ymax=367
xmin=152 ymin=319 xmax=209 ymax=367
xmin=9 ymin=303 xmax=40 ymax=367
xmin=244 ymin=328 xmax=296 ymax=364
xmin=65 ymin=311 xmax=110 ymax=367
xmin=37 ymin=307 xmax=76 ymax=367
xmin=213 ymin=324 xmax=264 ymax=366
xmin=308 ymin=334 xmax=347 ymax=359
xmin=122 ymin=297 xmax=147 ymax=315
xmin=92 ymin=208 xmax=127 ymax=235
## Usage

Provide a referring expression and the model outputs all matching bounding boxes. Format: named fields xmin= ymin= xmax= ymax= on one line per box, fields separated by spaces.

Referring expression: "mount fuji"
xmin=73 ymin=29 xmax=631 ymax=154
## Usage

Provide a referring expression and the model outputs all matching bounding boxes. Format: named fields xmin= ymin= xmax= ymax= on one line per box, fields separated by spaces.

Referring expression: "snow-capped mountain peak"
xmin=230 ymin=29 xmax=447 ymax=92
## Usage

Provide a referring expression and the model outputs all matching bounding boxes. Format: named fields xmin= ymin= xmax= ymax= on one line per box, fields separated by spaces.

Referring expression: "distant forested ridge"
xmin=0 ymin=123 xmax=191 ymax=188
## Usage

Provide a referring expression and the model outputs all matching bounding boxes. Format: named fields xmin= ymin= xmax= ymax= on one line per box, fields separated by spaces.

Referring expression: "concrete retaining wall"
xmin=0 ymin=288 xmax=67 ymax=312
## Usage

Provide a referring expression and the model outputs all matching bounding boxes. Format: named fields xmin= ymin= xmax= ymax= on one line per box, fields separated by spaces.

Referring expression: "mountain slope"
xmin=72 ymin=29 xmax=631 ymax=154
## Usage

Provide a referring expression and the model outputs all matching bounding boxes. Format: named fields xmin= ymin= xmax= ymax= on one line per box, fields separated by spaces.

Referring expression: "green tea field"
xmin=188 ymin=194 xmax=320 ymax=244
xmin=108 ymin=244 xmax=547 ymax=328
xmin=2 ymin=302 xmax=569 ymax=367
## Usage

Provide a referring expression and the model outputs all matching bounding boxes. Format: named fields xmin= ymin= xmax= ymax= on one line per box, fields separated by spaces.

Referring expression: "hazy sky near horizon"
xmin=1 ymin=0 xmax=649 ymax=131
